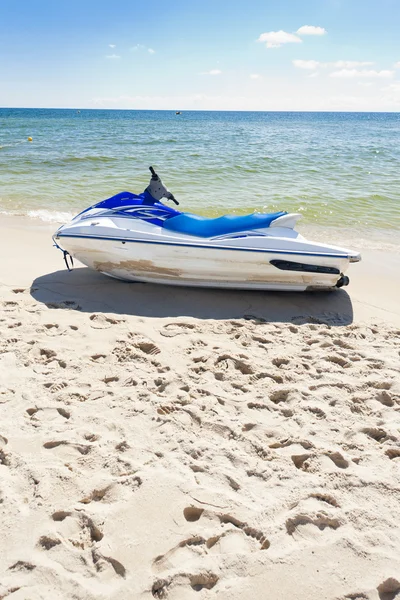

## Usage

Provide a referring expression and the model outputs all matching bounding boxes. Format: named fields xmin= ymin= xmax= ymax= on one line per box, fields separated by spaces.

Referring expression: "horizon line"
xmin=1 ymin=106 xmax=400 ymax=114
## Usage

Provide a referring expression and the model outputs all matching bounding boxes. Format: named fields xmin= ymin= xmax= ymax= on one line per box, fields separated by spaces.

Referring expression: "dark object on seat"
xmin=163 ymin=211 xmax=286 ymax=238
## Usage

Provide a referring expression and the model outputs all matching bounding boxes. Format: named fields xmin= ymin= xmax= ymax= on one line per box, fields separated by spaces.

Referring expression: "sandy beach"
xmin=1 ymin=215 xmax=400 ymax=600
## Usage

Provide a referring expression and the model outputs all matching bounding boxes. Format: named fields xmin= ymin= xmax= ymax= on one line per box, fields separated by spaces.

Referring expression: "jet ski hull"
xmin=55 ymin=227 xmax=357 ymax=291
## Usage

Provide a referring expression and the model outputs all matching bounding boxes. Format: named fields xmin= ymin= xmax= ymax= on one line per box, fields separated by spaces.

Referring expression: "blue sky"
xmin=1 ymin=0 xmax=400 ymax=110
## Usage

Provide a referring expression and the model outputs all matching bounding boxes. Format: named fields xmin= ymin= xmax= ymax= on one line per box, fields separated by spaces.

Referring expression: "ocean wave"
xmin=0 ymin=141 xmax=26 ymax=150
xmin=27 ymin=209 xmax=75 ymax=223
xmin=38 ymin=156 xmax=118 ymax=165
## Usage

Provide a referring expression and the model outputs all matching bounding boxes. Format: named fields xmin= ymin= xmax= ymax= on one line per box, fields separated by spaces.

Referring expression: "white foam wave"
xmin=27 ymin=209 xmax=75 ymax=223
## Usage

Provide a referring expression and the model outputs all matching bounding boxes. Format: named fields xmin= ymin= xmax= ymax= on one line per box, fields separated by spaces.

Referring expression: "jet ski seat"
xmin=162 ymin=211 xmax=287 ymax=238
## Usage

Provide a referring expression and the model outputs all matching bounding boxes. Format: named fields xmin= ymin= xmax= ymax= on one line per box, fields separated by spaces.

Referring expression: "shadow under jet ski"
xmin=31 ymin=266 xmax=354 ymax=325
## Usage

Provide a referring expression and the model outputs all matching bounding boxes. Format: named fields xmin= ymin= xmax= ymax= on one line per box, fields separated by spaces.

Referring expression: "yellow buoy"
xmin=28 ymin=137 xmax=32 ymax=142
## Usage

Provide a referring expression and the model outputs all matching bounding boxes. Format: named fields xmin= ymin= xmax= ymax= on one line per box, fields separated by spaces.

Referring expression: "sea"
xmin=1 ymin=108 xmax=399 ymax=250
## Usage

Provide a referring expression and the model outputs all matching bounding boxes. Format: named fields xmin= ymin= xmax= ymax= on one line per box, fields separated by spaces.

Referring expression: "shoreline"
xmin=2 ymin=209 xmax=400 ymax=252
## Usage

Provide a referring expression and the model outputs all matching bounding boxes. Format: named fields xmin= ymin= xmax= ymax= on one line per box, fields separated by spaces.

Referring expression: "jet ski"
xmin=53 ymin=167 xmax=361 ymax=291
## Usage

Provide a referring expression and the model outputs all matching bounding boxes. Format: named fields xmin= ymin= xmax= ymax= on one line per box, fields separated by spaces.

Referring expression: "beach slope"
xmin=1 ymin=218 xmax=400 ymax=600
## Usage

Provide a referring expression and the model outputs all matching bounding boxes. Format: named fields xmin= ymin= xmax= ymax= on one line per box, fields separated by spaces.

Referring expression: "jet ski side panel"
xmin=57 ymin=234 xmax=350 ymax=291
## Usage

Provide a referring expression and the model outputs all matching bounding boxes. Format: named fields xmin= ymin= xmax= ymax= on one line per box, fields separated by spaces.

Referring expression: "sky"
xmin=1 ymin=0 xmax=400 ymax=111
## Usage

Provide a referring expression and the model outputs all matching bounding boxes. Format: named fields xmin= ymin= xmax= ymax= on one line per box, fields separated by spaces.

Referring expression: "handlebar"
xmin=147 ymin=166 xmax=179 ymax=205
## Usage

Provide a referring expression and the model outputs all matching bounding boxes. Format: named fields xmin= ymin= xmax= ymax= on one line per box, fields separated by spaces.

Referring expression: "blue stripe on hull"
xmin=56 ymin=233 xmax=351 ymax=260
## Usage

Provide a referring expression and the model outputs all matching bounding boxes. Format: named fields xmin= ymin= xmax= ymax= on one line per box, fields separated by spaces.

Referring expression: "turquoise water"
xmin=1 ymin=108 xmax=400 ymax=243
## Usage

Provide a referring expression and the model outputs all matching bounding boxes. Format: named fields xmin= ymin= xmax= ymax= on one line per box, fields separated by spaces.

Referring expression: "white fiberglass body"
xmin=54 ymin=168 xmax=361 ymax=291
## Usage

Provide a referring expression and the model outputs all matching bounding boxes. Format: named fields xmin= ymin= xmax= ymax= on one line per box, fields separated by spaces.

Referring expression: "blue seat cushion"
xmin=163 ymin=211 xmax=286 ymax=238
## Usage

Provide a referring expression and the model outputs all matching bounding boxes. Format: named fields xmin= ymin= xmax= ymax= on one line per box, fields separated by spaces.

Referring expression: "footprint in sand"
xmin=157 ymin=404 xmax=201 ymax=428
xmin=272 ymin=357 xmax=290 ymax=368
xmin=152 ymin=572 xmax=218 ymax=598
xmin=112 ymin=341 xmax=157 ymax=365
xmin=376 ymin=391 xmax=395 ymax=407
xmin=0 ymin=386 xmax=15 ymax=404
xmin=251 ymin=371 xmax=284 ymax=384
xmin=43 ymin=440 xmax=92 ymax=455
xmin=89 ymin=313 xmax=124 ymax=329
xmin=92 ymin=550 xmax=127 ymax=578
xmin=152 ymin=507 xmax=269 ymax=596
xmin=2 ymin=301 xmax=18 ymax=312
xmin=7 ymin=320 xmax=22 ymax=329
xmin=247 ymin=401 xmax=269 ymax=411
xmin=368 ymin=380 xmax=392 ymax=391
xmin=79 ymin=475 xmax=142 ymax=505
xmin=52 ymin=509 xmax=103 ymax=542
xmin=45 ymin=300 xmax=81 ymax=311
xmin=8 ymin=560 xmax=36 ymax=572
xmin=214 ymin=354 xmax=254 ymax=375
xmin=26 ymin=406 xmax=70 ymax=420
xmin=42 ymin=323 xmax=63 ymax=337
xmin=182 ymin=506 xmax=270 ymax=550
xmin=102 ymin=375 xmax=119 ymax=384
xmin=308 ymin=493 xmax=340 ymax=508
xmin=269 ymin=438 xmax=315 ymax=451
xmin=183 ymin=507 xmax=204 ymax=522
xmin=324 ymin=355 xmax=350 ymax=368
xmin=128 ymin=333 xmax=161 ymax=356
xmin=377 ymin=578 xmax=400 ymax=600
xmin=285 ymin=512 xmax=341 ymax=537
xmin=43 ymin=381 xmax=68 ymax=393
xmin=291 ymin=454 xmax=313 ymax=471
xmin=270 ymin=388 xmax=293 ymax=404
xmin=34 ymin=347 xmax=58 ymax=365
xmin=385 ymin=448 xmax=400 ymax=460
xmin=91 ymin=353 xmax=107 ymax=362
xmin=38 ymin=535 xmax=61 ymax=550
xmin=48 ymin=512 xmax=125 ymax=578
xmin=362 ymin=427 xmax=394 ymax=443
xmin=0 ymin=448 xmax=10 ymax=467
xmin=305 ymin=406 xmax=326 ymax=419
xmin=325 ymin=451 xmax=349 ymax=469
xmin=159 ymin=322 xmax=197 ymax=338
xmin=123 ymin=377 xmax=138 ymax=387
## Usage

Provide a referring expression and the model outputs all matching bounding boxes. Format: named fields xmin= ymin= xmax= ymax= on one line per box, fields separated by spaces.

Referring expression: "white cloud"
xmin=88 ymin=89 xmax=400 ymax=112
xmin=330 ymin=69 xmax=394 ymax=79
xmin=131 ymin=44 xmax=156 ymax=55
xmin=109 ymin=44 xmax=116 ymax=48
xmin=383 ymin=83 xmax=400 ymax=91
xmin=106 ymin=54 xmax=120 ymax=59
xmin=296 ymin=25 xmax=327 ymax=36
xmin=332 ymin=60 xmax=374 ymax=68
xmin=258 ymin=30 xmax=302 ymax=48
xmin=394 ymin=61 xmax=400 ymax=68
xmin=250 ymin=73 xmax=261 ymax=79
xmin=202 ymin=69 xmax=222 ymax=75
xmin=293 ymin=59 xmax=320 ymax=70
xmin=308 ymin=72 xmax=319 ymax=78
xmin=293 ymin=59 xmax=375 ymax=71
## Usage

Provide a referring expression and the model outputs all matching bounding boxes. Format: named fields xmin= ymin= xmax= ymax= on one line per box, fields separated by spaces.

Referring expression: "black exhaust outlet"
xmin=336 ymin=275 xmax=349 ymax=288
